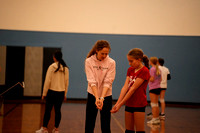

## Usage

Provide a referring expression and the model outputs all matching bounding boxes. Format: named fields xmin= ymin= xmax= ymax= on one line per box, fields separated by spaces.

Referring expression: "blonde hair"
xmin=86 ymin=40 xmax=111 ymax=58
xmin=150 ymin=57 xmax=160 ymax=75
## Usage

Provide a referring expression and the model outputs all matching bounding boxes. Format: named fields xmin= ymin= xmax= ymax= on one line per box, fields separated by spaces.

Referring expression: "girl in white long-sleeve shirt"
xmin=36 ymin=51 xmax=69 ymax=133
xmin=85 ymin=40 xmax=116 ymax=133
xmin=158 ymin=58 xmax=171 ymax=119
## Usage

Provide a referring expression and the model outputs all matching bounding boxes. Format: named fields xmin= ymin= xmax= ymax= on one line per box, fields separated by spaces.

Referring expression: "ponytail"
xmin=143 ymin=55 xmax=150 ymax=69
xmin=55 ymin=62 xmax=61 ymax=73
xmin=86 ymin=46 xmax=97 ymax=58
xmin=155 ymin=64 xmax=160 ymax=75
xmin=150 ymin=57 xmax=160 ymax=75
xmin=55 ymin=58 xmax=68 ymax=73
xmin=53 ymin=50 xmax=69 ymax=73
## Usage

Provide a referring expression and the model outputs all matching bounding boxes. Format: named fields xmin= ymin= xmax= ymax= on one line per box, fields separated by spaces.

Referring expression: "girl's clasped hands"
xmin=95 ymin=98 xmax=104 ymax=110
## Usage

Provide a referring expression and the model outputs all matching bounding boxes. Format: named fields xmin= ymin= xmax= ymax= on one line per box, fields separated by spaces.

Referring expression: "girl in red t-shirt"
xmin=111 ymin=48 xmax=150 ymax=133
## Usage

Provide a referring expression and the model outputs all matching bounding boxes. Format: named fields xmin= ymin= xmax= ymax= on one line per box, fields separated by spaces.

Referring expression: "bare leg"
xmin=125 ymin=111 xmax=135 ymax=131
xmin=134 ymin=112 xmax=145 ymax=132
xmin=149 ymin=93 xmax=159 ymax=118
xmin=160 ymin=90 xmax=166 ymax=114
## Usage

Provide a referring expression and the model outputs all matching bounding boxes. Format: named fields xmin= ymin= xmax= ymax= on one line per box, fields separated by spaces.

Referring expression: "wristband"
xmin=91 ymin=84 xmax=96 ymax=87
xmin=99 ymin=97 xmax=104 ymax=101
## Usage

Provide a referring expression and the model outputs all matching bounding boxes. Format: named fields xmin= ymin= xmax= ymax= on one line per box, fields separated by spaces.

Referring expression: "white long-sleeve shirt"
xmin=85 ymin=54 xmax=116 ymax=97
xmin=43 ymin=62 xmax=69 ymax=96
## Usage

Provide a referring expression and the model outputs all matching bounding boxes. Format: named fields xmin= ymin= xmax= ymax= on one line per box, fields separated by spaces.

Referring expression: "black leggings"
xmin=85 ymin=93 xmax=112 ymax=133
xmin=43 ymin=89 xmax=64 ymax=128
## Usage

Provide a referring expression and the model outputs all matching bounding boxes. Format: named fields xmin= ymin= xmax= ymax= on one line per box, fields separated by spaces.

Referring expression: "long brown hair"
xmin=86 ymin=40 xmax=111 ymax=58
xmin=128 ymin=48 xmax=150 ymax=69
xmin=150 ymin=57 xmax=160 ymax=75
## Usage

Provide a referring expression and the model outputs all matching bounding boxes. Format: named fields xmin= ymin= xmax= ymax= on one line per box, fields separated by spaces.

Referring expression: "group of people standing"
xmin=36 ymin=40 xmax=170 ymax=133
xmin=146 ymin=57 xmax=171 ymax=126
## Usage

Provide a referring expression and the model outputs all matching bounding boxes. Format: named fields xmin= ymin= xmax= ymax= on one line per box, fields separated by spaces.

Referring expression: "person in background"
xmin=158 ymin=58 xmax=171 ymax=120
xmin=111 ymin=48 xmax=150 ymax=133
xmin=85 ymin=40 xmax=116 ymax=133
xmin=36 ymin=50 xmax=69 ymax=133
xmin=147 ymin=57 xmax=161 ymax=125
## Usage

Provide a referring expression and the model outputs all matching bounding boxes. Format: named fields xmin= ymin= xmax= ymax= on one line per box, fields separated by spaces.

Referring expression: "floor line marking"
xmin=111 ymin=114 xmax=125 ymax=132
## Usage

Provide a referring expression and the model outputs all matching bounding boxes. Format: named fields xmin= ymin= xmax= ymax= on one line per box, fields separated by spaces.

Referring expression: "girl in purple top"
xmin=147 ymin=57 xmax=161 ymax=125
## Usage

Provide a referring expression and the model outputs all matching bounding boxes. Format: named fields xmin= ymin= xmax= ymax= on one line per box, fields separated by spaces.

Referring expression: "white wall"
xmin=0 ymin=0 xmax=200 ymax=36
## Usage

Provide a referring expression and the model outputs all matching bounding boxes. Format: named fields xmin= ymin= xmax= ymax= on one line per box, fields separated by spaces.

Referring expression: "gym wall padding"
xmin=0 ymin=30 xmax=200 ymax=103
xmin=24 ymin=47 xmax=43 ymax=96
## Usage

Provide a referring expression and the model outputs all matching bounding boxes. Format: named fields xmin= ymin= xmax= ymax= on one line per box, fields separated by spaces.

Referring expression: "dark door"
xmin=5 ymin=46 xmax=25 ymax=99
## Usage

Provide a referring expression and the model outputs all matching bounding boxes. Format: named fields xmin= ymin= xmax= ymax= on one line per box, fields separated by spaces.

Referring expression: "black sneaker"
xmin=159 ymin=113 xmax=165 ymax=120
xmin=147 ymin=112 xmax=153 ymax=120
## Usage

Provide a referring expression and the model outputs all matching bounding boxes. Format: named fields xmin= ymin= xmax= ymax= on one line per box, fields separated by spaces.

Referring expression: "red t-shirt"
xmin=125 ymin=66 xmax=150 ymax=107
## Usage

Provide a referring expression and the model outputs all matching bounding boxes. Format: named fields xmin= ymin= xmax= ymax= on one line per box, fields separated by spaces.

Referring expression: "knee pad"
xmin=160 ymin=99 xmax=165 ymax=103
xmin=125 ymin=129 xmax=135 ymax=133
xmin=150 ymin=102 xmax=158 ymax=107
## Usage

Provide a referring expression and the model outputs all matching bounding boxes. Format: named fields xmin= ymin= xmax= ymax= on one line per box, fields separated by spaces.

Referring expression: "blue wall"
xmin=1 ymin=30 xmax=200 ymax=103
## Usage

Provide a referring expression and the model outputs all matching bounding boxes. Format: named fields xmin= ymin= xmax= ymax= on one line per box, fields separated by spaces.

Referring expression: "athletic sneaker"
xmin=147 ymin=123 xmax=160 ymax=130
xmin=147 ymin=112 xmax=153 ymax=120
xmin=36 ymin=127 xmax=48 ymax=133
xmin=147 ymin=118 xmax=160 ymax=125
xmin=160 ymin=113 xmax=165 ymax=120
xmin=52 ymin=128 xmax=59 ymax=133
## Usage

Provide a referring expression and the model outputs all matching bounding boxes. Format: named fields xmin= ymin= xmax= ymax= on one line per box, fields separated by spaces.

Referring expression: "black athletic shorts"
xmin=149 ymin=88 xmax=161 ymax=95
xmin=125 ymin=106 xmax=146 ymax=113
xmin=160 ymin=88 xmax=167 ymax=90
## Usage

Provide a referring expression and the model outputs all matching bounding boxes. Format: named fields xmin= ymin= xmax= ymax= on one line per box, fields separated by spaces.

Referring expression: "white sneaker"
xmin=147 ymin=123 xmax=160 ymax=130
xmin=52 ymin=128 xmax=59 ymax=133
xmin=147 ymin=118 xmax=160 ymax=125
xmin=36 ymin=127 xmax=48 ymax=133
xmin=159 ymin=113 xmax=166 ymax=120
